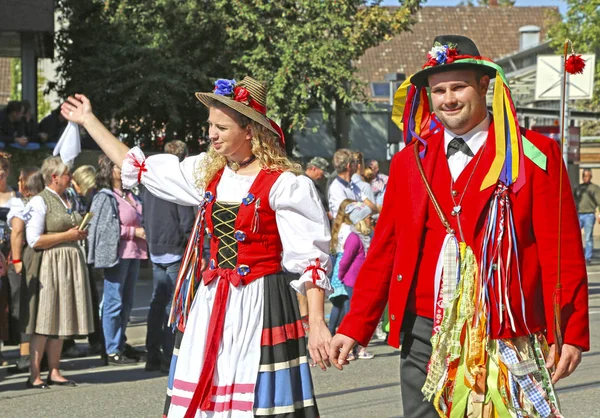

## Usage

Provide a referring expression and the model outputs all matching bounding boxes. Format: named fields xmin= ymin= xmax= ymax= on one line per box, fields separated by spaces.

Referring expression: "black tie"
xmin=446 ymin=137 xmax=474 ymax=159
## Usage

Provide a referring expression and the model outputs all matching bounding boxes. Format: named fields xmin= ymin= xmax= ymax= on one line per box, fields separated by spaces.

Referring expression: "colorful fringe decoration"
xmin=168 ymin=202 xmax=207 ymax=331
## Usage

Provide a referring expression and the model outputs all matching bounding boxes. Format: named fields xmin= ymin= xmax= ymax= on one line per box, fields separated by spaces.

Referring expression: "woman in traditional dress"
xmin=24 ymin=156 xmax=94 ymax=388
xmin=61 ymin=76 xmax=333 ymax=418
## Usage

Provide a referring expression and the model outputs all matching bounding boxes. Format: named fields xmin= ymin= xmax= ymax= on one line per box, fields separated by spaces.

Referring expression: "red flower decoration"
xmin=233 ymin=86 xmax=250 ymax=104
xmin=565 ymin=54 xmax=586 ymax=75
xmin=424 ymin=56 xmax=438 ymax=69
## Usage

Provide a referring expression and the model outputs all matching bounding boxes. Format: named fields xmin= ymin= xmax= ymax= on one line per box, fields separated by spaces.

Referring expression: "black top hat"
xmin=411 ymin=35 xmax=497 ymax=87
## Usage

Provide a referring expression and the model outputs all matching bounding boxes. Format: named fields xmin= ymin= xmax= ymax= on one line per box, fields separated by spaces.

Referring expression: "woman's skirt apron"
xmin=164 ymin=272 xmax=319 ymax=418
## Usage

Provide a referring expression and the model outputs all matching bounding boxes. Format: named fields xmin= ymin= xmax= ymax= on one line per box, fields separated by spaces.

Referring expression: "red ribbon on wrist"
xmin=304 ymin=259 xmax=326 ymax=285
xmin=131 ymin=157 xmax=147 ymax=184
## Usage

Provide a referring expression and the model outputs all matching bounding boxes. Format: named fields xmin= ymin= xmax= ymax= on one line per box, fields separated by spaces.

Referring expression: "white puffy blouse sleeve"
xmin=121 ymin=146 xmax=207 ymax=207
xmin=270 ymin=172 xmax=333 ymax=295
xmin=24 ymin=196 xmax=47 ymax=248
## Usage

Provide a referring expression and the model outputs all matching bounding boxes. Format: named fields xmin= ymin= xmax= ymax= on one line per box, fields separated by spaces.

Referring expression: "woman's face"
xmin=0 ymin=168 xmax=9 ymax=185
xmin=71 ymin=180 xmax=82 ymax=195
xmin=18 ymin=172 xmax=26 ymax=195
xmin=207 ymin=106 xmax=253 ymax=159
xmin=112 ymin=165 xmax=122 ymax=187
xmin=53 ymin=170 xmax=72 ymax=194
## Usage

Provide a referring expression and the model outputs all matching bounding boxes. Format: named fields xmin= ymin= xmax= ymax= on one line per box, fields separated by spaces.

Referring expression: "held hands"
xmin=65 ymin=226 xmax=88 ymax=242
xmin=134 ymin=227 xmax=146 ymax=240
xmin=307 ymin=319 xmax=333 ymax=371
xmin=61 ymin=94 xmax=94 ymax=127
xmin=328 ymin=333 xmax=357 ymax=370
xmin=545 ymin=343 xmax=582 ymax=384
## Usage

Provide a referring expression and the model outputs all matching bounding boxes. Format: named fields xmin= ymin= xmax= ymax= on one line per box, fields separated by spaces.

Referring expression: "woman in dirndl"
xmin=61 ymin=76 xmax=333 ymax=418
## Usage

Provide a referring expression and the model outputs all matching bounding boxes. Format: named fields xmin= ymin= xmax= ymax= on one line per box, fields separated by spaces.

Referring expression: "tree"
xmin=548 ymin=0 xmax=600 ymax=135
xmin=52 ymin=0 xmax=232 ymax=151
xmin=214 ymin=0 xmax=421 ymax=153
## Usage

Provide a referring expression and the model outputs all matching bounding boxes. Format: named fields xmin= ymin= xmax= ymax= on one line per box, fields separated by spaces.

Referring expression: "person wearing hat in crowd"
xmin=61 ymin=76 xmax=333 ymax=418
xmin=304 ymin=157 xmax=330 ymax=213
xmin=329 ymin=35 xmax=589 ymax=417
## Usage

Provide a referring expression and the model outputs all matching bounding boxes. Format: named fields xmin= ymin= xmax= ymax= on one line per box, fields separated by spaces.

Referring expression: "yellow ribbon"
xmin=481 ymin=75 xmax=506 ymax=190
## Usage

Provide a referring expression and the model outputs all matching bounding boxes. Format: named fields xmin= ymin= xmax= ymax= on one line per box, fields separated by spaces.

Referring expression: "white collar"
xmin=444 ymin=113 xmax=491 ymax=156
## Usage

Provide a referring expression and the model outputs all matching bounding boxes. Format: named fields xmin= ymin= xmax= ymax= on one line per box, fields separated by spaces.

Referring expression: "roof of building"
xmin=356 ymin=6 xmax=559 ymax=86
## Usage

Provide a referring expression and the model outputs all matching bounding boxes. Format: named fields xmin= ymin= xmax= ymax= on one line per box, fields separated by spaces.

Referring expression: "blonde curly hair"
xmin=199 ymin=101 xmax=301 ymax=189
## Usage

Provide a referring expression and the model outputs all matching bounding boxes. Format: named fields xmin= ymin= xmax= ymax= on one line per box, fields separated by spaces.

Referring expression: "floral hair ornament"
xmin=197 ymin=76 xmax=286 ymax=149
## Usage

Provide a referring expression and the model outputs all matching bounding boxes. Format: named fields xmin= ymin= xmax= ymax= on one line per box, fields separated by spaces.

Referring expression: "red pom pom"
xmin=565 ymin=54 xmax=586 ymax=75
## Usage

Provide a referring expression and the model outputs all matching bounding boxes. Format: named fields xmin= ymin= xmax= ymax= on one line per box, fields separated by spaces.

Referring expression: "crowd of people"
xmin=0 ymin=101 xmax=68 ymax=150
xmin=0 ymin=133 xmax=389 ymax=385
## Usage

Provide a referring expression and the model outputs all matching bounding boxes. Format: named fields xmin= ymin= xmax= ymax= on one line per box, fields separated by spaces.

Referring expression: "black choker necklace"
xmin=228 ymin=155 xmax=256 ymax=172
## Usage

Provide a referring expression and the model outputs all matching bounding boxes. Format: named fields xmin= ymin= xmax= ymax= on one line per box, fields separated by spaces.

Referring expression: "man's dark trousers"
xmin=146 ymin=260 xmax=181 ymax=366
xmin=400 ymin=313 xmax=438 ymax=418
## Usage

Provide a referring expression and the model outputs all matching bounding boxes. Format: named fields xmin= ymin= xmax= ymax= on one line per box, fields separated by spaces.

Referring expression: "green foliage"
xmin=215 ymin=0 xmax=421 ymax=151
xmin=51 ymin=0 xmax=231 ymax=152
xmin=37 ymin=69 xmax=52 ymax=119
xmin=549 ymin=0 xmax=600 ymax=135
xmin=477 ymin=0 xmax=516 ymax=6
xmin=10 ymin=59 xmax=20 ymax=101
xmin=53 ymin=0 xmax=422 ymax=152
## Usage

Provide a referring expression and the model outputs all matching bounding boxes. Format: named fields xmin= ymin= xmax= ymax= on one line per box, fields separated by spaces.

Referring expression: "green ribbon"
xmin=522 ymin=135 xmax=548 ymax=170
xmin=486 ymin=342 xmax=513 ymax=417
xmin=450 ymin=336 xmax=470 ymax=418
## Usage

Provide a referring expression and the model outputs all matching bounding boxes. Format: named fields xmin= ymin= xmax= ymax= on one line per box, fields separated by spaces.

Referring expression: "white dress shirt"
xmin=444 ymin=114 xmax=490 ymax=181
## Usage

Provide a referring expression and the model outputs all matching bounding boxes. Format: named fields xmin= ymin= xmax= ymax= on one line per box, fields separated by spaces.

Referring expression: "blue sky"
xmin=381 ymin=0 xmax=567 ymax=14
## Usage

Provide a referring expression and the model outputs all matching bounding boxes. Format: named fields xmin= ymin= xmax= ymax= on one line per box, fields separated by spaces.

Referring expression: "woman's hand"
xmin=135 ymin=227 xmax=146 ymax=240
xmin=64 ymin=227 xmax=88 ymax=242
xmin=13 ymin=261 xmax=23 ymax=275
xmin=307 ymin=319 xmax=332 ymax=371
xmin=61 ymin=94 xmax=94 ymax=127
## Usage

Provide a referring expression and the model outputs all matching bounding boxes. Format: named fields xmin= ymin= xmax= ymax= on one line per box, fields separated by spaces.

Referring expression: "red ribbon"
xmin=184 ymin=268 xmax=242 ymax=417
xmin=303 ymin=259 xmax=326 ymax=286
xmin=232 ymin=86 xmax=286 ymax=149
xmin=131 ymin=157 xmax=147 ymax=184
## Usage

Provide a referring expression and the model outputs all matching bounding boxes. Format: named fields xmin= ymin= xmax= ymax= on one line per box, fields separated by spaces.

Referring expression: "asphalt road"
xmin=1 ymin=259 xmax=599 ymax=418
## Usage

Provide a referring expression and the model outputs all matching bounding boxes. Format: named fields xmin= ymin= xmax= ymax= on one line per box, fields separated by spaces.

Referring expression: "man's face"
xmin=583 ymin=171 xmax=592 ymax=184
xmin=306 ymin=166 xmax=325 ymax=181
xmin=9 ymin=107 xmax=24 ymax=123
xmin=429 ymin=69 xmax=490 ymax=135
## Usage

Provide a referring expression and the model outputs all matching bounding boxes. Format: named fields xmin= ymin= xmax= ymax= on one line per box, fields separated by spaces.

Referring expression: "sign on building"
xmin=534 ymin=54 xmax=596 ymax=101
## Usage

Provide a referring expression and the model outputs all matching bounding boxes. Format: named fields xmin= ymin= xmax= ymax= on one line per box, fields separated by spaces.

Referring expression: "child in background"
xmin=328 ymin=199 xmax=354 ymax=335
xmin=338 ymin=201 xmax=374 ymax=360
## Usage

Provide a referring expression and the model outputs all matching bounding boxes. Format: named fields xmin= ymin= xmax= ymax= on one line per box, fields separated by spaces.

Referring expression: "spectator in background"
xmin=574 ymin=168 xmax=600 ymax=264
xmin=24 ymin=156 xmax=94 ymax=388
xmin=350 ymin=151 xmax=378 ymax=214
xmin=366 ymin=159 xmax=388 ymax=205
xmin=87 ymin=155 xmax=147 ymax=365
xmin=7 ymin=167 xmax=45 ymax=373
xmin=11 ymin=100 xmax=41 ymax=150
xmin=38 ymin=107 xmax=68 ymax=148
xmin=142 ymin=140 xmax=196 ymax=373
xmin=328 ymin=149 xmax=361 ymax=219
xmin=0 ymin=101 xmax=26 ymax=148
xmin=62 ymin=165 xmax=103 ymax=357
xmin=0 ymin=153 xmax=16 ymax=365
xmin=304 ymin=157 xmax=329 ymax=213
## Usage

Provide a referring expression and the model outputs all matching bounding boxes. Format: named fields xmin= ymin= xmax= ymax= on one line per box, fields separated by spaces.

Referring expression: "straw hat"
xmin=195 ymin=77 xmax=284 ymax=145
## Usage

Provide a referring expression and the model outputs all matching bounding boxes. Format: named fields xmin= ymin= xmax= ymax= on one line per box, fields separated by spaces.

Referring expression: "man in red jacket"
xmin=329 ymin=35 xmax=589 ymax=417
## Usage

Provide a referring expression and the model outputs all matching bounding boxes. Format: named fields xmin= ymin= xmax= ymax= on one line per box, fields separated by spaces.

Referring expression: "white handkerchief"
xmin=53 ymin=121 xmax=81 ymax=165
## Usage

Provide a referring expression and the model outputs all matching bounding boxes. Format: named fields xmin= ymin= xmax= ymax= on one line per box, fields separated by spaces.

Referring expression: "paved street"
xmin=1 ymin=258 xmax=600 ymax=418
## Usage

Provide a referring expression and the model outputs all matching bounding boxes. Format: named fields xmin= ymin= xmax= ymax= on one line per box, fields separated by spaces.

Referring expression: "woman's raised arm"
xmin=61 ymin=94 xmax=130 ymax=167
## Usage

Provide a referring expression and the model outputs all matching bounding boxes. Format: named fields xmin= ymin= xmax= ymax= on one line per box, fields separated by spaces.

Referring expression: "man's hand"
xmin=545 ymin=343 xmax=582 ymax=384
xmin=328 ymin=333 xmax=357 ymax=370
xmin=134 ymin=227 xmax=146 ymax=240
xmin=13 ymin=261 xmax=22 ymax=275
xmin=307 ymin=319 xmax=332 ymax=371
